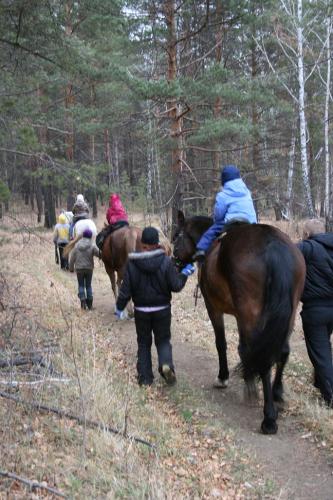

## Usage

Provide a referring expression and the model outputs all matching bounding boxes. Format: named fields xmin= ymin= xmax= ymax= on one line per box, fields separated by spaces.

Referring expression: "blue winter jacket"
xmin=214 ymin=178 xmax=257 ymax=224
xmin=197 ymin=178 xmax=257 ymax=251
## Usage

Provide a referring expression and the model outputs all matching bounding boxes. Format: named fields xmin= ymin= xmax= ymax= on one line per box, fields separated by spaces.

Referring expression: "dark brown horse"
xmin=173 ymin=211 xmax=305 ymax=434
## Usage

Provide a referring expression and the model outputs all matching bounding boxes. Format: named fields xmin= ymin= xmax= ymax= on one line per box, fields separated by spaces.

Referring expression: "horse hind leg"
xmin=260 ymin=369 xmax=278 ymax=435
xmin=205 ymin=305 xmax=229 ymax=388
xmin=109 ymin=270 xmax=117 ymax=303
xmin=272 ymin=340 xmax=290 ymax=407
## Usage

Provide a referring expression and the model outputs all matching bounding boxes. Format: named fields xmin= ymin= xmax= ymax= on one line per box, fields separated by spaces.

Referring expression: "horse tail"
xmin=63 ymin=234 xmax=82 ymax=258
xmin=126 ymin=227 xmax=140 ymax=254
xmin=240 ymin=239 xmax=296 ymax=381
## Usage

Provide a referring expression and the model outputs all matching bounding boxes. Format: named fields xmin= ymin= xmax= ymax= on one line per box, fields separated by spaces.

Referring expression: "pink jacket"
xmin=106 ymin=194 xmax=128 ymax=225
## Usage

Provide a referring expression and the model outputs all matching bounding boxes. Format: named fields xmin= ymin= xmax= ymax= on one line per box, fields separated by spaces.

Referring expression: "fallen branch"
xmin=0 ymin=354 xmax=47 ymax=369
xmin=0 ymin=391 xmax=155 ymax=449
xmin=0 ymin=377 xmax=71 ymax=387
xmin=0 ymin=470 xmax=66 ymax=498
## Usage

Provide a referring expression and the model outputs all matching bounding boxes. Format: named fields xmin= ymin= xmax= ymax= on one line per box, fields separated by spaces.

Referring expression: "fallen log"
xmin=0 ymin=391 xmax=155 ymax=449
xmin=0 ymin=470 xmax=66 ymax=498
xmin=0 ymin=355 xmax=46 ymax=369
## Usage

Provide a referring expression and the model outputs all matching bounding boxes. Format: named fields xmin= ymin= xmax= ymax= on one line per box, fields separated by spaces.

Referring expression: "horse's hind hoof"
xmin=213 ymin=377 xmax=228 ymax=389
xmin=261 ymin=418 xmax=278 ymax=435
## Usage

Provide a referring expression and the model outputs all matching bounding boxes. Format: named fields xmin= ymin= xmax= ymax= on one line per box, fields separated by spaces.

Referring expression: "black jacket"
xmin=116 ymin=249 xmax=187 ymax=311
xmin=297 ymin=233 xmax=333 ymax=307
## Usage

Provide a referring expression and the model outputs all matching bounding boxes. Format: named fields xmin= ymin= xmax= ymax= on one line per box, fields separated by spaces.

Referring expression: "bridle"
xmin=172 ymin=228 xmax=197 ymax=267
xmin=173 ymin=227 xmax=202 ymax=306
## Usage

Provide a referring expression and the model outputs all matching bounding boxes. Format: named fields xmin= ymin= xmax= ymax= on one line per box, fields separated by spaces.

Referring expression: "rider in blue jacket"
xmin=193 ymin=165 xmax=257 ymax=262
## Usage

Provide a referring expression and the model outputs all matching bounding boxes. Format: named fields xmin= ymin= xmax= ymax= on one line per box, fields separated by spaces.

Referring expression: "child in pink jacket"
xmin=106 ymin=194 xmax=128 ymax=226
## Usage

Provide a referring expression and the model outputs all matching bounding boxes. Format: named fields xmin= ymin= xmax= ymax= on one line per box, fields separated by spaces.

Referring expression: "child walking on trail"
xmin=193 ymin=164 xmax=257 ymax=262
xmin=53 ymin=214 xmax=70 ymax=270
xmin=115 ymin=226 xmax=195 ymax=386
xmin=69 ymin=228 xmax=100 ymax=310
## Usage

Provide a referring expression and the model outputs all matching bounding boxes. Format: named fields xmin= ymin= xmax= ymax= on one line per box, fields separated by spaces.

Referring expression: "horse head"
xmin=173 ymin=210 xmax=213 ymax=266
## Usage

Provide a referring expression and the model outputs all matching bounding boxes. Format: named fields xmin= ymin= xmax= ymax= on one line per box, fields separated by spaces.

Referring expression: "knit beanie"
xmin=77 ymin=194 xmax=84 ymax=202
xmin=141 ymin=227 xmax=159 ymax=245
xmin=83 ymin=228 xmax=93 ymax=239
xmin=221 ymin=165 xmax=241 ymax=186
xmin=59 ymin=214 xmax=67 ymax=224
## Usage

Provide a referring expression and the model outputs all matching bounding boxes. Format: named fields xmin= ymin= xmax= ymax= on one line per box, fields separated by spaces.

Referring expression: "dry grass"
xmin=0 ymin=210 xmax=255 ymax=499
xmin=1 ymin=206 xmax=332 ymax=498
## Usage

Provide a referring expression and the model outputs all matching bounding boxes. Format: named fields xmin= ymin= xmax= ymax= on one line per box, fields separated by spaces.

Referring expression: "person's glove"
xmin=181 ymin=263 xmax=196 ymax=276
xmin=114 ymin=307 xmax=126 ymax=320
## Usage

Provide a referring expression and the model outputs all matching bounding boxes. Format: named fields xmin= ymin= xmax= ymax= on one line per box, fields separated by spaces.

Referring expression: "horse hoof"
xmin=261 ymin=419 xmax=278 ymax=435
xmin=213 ymin=377 xmax=228 ymax=389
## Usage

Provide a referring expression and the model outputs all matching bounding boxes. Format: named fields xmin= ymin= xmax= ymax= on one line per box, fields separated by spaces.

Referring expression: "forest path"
xmin=93 ymin=273 xmax=333 ymax=500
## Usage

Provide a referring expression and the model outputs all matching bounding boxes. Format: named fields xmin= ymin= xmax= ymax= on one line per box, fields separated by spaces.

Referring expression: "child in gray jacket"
xmin=69 ymin=228 xmax=100 ymax=310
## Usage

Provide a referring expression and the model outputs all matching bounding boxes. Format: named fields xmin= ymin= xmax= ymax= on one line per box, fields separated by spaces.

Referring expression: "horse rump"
xmin=238 ymin=237 xmax=297 ymax=382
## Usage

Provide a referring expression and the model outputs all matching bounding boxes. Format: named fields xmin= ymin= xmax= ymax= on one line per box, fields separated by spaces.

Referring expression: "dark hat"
xmin=141 ymin=226 xmax=159 ymax=245
xmin=83 ymin=228 xmax=93 ymax=239
xmin=221 ymin=165 xmax=241 ymax=186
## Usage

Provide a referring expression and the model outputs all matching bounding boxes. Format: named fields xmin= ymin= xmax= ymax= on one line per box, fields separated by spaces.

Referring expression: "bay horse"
xmin=101 ymin=226 xmax=142 ymax=302
xmin=173 ymin=210 xmax=305 ymax=434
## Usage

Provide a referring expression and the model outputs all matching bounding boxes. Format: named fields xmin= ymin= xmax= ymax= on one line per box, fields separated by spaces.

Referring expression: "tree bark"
xmin=324 ymin=15 xmax=332 ymax=219
xmin=213 ymin=0 xmax=224 ymax=191
xmin=164 ymin=0 xmax=183 ymax=237
xmin=297 ymin=0 xmax=315 ymax=217
xmin=285 ymin=127 xmax=296 ymax=219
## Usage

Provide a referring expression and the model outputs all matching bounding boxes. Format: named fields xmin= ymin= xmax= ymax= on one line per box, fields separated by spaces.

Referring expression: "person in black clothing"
xmin=115 ymin=226 xmax=195 ymax=386
xmin=297 ymin=219 xmax=333 ymax=407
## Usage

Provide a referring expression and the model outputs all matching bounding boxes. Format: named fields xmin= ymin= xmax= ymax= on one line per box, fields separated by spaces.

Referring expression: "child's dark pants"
xmin=76 ymin=270 xmax=93 ymax=300
xmin=134 ymin=307 xmax=173 ymax=385
xmin=58 ymin=243 xmax=69 ymax=269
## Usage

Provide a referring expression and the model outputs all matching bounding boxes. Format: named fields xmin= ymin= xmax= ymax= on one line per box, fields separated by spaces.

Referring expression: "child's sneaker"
xmin=161 ymin=364 xmax=176 ymax=386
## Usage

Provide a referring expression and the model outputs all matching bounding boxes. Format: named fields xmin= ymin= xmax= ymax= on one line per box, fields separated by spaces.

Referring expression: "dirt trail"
xmin=93 ymin=279 xmax=333 ymax=500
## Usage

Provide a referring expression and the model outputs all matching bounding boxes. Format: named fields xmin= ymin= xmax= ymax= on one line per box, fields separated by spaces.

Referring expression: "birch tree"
xmin=256 ymin=0 xmax=326 ymax=217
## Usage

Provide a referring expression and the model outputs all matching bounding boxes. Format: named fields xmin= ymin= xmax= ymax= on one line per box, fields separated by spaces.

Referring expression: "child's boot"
xmin=80 ymin=299 xmax=87 ymax=310
xmin=86 ymin=297 xmax=93 ymax=310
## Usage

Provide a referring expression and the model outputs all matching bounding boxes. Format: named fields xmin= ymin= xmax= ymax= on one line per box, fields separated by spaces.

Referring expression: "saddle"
xmin=96 ymin=221 xmax=129 ymax=250
xmin=217 ymin=218 xmax=251 ymax=241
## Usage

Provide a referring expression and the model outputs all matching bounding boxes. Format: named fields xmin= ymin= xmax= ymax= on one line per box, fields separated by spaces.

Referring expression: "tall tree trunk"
xmin=43 ymin=183 xmax=56 ymax=228
xmin=113 ymin=137 xmax=120 ymax=189
xmin=104 ymin=128 xmax=113 ymax=190
xmin=89 ymin=84 xmax=97 ymax=218
xmin=324 ymin=15 xmax=332 ymax=219
xmin=285 ymin=127 xmax=296 ymax=219
xmin=63 ymin=1 xmax=75 ymax=209
xmin=251 ymin=29 xmax=260 ymax=171
xmin=213 ymin=0 xmax=223 ymax=191
xmin=164 ymin=0 xmax=183 ymax=237
xmin=36 ymin=180 xmax=43 ymax=223
xmin=36 ymin=85 xmax=55 ymax=228
xmin=297 ymin=0 xmax=315 ymax=217
xmin=146 ymin=106 xmax=154 ymax=214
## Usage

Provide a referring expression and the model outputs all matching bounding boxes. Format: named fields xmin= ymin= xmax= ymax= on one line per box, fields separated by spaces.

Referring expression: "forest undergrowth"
xmin=0 ymin=209 xmax=332 ymax=499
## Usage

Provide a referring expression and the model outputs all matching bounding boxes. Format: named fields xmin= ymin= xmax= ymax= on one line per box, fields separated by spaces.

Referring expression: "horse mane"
xmin=190 ymin=215 xmax=213 ymax=225
xmin=187 ymin=215 xmax=213 ymax=241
